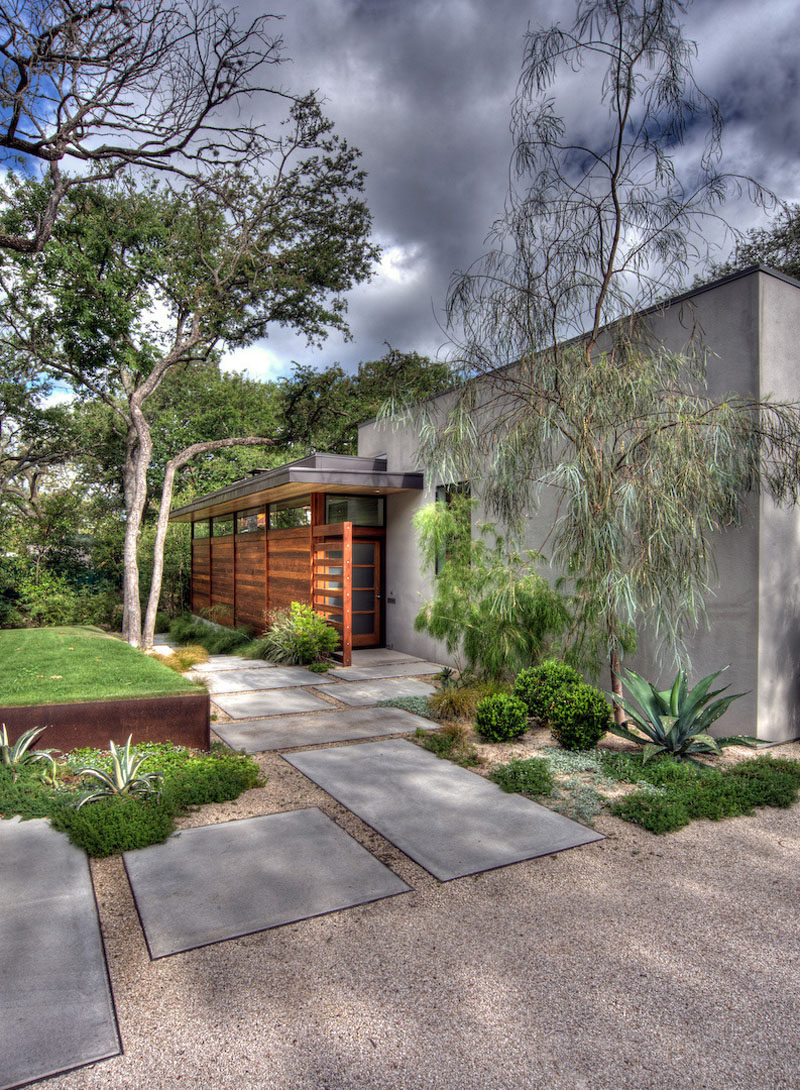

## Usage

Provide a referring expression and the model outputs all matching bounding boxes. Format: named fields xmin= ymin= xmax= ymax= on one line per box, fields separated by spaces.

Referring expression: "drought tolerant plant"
xmin=414 ymin=723 xmax=481 ymax=768
xmin=249 ymin=602 xmax=339 ymax=665
xmin=0 ymin=724 xmax=58 ymax=779
xmin=75 ymin=736 xmax=164 ymax=808
xmin=169 ymin=614 xmax=252 ymax=654
xmin=609 ymin=666 xmax=755 ymax=764
xmin=609 ymin=756 xmax=800 ymax=834
xmin=429 ymin=679 xmax=508 ymax=722
xmin=513 ymin=660 xmax=583 ymax=721
xmin=490 ymin=757 xmax=554 ymax=798
xmin=549 ymin=683 xmax=611 ymax=752
xmin=474 ymin=693 xmax=529 ymax=743
xmin=412 ymin=495 xmax=571 ymax=680
xmin=377 ymin=696 xmax=435 ymax=719
xmin=52 ymin=797 xmax=176 ymax=857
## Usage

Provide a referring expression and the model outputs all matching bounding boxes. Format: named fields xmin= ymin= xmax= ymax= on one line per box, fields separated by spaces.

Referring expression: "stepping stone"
xmin=318 ymin=678 xmax=436 ymax=706
xmin=214 ymin=707 xmax=437 ymax=752
xmin=201 ymin=666 xmax=336 ymax=694
xmin=190 ymin=655 xmax=276 ymax=673
xmin=123 ymin=809 xmax=410 ymax=958
xmin=343 ymin=649 xmax=421 ymax=666
xmin=329 ymin=660 xmax=444 ymax=682
xmin=0 ymin=819 xmax=120 ymax=1090
xmin=212 ymin=688 xmax=333 ymax=719
xmin=286 ymin=739 xmax=603 ymax=881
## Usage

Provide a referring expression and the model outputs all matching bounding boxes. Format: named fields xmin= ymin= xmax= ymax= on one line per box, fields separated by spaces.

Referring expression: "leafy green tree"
xmin=1 ymin=100 xmax=378 ymax=646
xmin=280 ymin=350 xmax=454 ymax=454
xmin=393 ymin=0 xmax=800 ymax=717
xmin=709 ymin=204 xmax=800 ymax=282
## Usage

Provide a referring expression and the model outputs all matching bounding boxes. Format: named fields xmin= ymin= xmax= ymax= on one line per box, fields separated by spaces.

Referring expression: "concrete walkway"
xmin=0 ymin=819 xmax=120 ymax=1090
xmin=287 ymin=738 xmax=603 ymax=880
xmin=124 ymin=809 xmax=410 ymax=958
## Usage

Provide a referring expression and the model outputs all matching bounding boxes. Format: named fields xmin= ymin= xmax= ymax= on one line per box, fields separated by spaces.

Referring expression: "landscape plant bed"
xmin=417 ymin=719 xmax=800 ymax=832
xmin=0 ymin=741 xmax=264 ymax=856
xmin=0 ymin=626 xmax=209 ymax=750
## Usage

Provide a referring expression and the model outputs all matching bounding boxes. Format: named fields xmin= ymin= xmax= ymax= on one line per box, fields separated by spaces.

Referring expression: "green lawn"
xmin=0 ymin=626 xmax=204 ymax=706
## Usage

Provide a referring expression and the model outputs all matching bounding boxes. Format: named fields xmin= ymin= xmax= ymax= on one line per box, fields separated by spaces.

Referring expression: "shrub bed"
xmin=1 ymin=742 xmax=264 ymax=857
xmin=475 ymin=693 xmax=529 ymax=742
xmin=608 ymin=754 xmax=800 ymax=834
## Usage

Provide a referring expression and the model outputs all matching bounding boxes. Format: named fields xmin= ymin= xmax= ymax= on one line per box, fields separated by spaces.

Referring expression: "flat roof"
xmin=170 ymin=453 xmax=423 ymax=522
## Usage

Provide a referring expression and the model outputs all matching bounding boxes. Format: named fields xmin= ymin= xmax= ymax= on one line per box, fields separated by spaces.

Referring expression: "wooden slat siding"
xmin=210 ymin=536 xmax=235 ymax=623
xmin=267 ymin=526 xmax=313 ymax=613
xmin=235 ymin=531 xmax=268 ymax=631
xmin=192 ymin=538 xmax=211 ymax=614
xmin=341 ymin=522 xmax=352 ymax=666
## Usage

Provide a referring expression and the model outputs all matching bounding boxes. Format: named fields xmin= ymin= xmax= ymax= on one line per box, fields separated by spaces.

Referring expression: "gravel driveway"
xmin=44 ymin=741 xmax=800 ymax=1090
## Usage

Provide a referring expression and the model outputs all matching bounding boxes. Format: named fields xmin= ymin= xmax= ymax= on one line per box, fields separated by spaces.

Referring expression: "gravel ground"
xmin=42 ymin=731 xmax=800 ymax=1090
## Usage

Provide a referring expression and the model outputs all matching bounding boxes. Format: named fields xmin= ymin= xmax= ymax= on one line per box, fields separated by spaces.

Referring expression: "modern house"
xmin=171 ymin=265 xmax=800 ymax=742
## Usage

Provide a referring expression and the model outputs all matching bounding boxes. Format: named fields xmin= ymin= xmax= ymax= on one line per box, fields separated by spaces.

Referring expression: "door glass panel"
xmin=353 ymin=589 xmax=374 ymax=611
xmin=352 ymin=612 xmax=374 ymax=635
xmin=353 ymin=542 xmax=374 ymax=564
xmin=353 ymin=567 xmax=372 ymax=588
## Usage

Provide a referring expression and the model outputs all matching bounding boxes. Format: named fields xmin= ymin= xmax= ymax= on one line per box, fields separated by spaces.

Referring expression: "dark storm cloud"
xmin=223 ymin=0 xmax=800 ymax=379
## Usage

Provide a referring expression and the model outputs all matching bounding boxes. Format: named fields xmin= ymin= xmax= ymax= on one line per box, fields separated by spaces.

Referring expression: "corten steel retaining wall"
xmin=0 ymin=692 xmax=210 ymax=752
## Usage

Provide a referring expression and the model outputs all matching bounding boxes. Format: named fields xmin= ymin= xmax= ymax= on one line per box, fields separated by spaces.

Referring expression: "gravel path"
xmin=43 ymin=740 xmax=800 ymax=1090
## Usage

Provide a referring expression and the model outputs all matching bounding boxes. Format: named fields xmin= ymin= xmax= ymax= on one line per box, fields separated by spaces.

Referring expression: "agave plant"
xmin=76 ymin=735 xmax=164 ymax=808
xmin=608 ymin=667 xmax=757 ymax=764
xmin=0 ymin=724 xmax=58 ymax=779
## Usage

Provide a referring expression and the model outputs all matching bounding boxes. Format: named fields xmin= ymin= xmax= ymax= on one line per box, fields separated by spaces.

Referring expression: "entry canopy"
xmin=169 ymin=453 xmax=424 ymax=523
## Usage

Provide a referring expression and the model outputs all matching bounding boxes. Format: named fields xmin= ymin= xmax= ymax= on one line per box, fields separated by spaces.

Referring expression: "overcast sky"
xmin=221 ymin=0 xmax=800 ymax=381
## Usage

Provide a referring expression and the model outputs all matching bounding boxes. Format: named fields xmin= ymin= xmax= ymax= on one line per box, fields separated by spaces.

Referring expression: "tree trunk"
xmin=121 ymin=410 xmax=153 ymax=647
xmin=141 ymin=436 xmax=277 ymax=649
xmin=608 ymin=633 xmax=625 ymax=727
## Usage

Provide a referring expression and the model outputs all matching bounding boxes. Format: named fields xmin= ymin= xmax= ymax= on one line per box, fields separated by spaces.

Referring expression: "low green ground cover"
xmin=0 ymin=740 xmax=263 ymax=856
xmin=487 ymin=746 xmax=800 ymax=833
xmin=0 ymin=626 xmax=203 ymax=706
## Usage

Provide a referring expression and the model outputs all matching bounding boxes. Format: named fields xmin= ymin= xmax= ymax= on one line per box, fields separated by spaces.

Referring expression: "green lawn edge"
xmin=0 ymin=625 xmax=205 ymax=706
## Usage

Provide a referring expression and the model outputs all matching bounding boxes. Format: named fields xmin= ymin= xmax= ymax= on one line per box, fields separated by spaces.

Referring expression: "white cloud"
xmin=219 ymin=343 xmax=286 ymax=381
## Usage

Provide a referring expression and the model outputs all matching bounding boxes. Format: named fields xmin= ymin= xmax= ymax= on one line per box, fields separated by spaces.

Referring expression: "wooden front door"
xmin=351 ymin=539 xmax=381 ymax=647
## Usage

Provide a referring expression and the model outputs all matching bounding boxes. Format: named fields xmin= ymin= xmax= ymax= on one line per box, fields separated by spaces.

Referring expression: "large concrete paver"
xmin=214 ymin=706 xmax=436 ymax=752
xmin=123 ymin=809 xmax=410 ymax=958
xmin=0 ymin=819 xmax=120 ymax=1090
xmin=199 ymin=666 xmax=335 ymax=694
xmin=190 ymin=655 xmax=276 ymax=673
xmin=339 ymin=649 xmax=423 ymax=666
xmin=316 ymin=678 xmax=436 ymax=706
xmin=286 ymin=739 xmax=603 ymax=881
xmin=328 ymin=661 xmax=444 ymax=682
xmin=212 ymin=688 xmax=333 ymax=719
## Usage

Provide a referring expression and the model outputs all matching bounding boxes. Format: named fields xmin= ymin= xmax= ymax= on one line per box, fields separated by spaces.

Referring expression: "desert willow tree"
xmin=1 ymin=98 xmax=377 ymax=647
xmin=386 ymin=0 xmax=800 ymax=717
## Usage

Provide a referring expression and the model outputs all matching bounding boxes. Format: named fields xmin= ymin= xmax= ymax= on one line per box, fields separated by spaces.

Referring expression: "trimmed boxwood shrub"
xmin=513 ymin=660 xmax=583 ymax=720
xmin=475 ymin=693 xmax=529 ymax=742
xmin=549 ymin=683 xmax=611 ymax=751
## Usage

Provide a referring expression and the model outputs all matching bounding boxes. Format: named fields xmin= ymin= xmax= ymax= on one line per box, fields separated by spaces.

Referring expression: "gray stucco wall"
xmin=359 ymin=268 xmax=800 ymax=741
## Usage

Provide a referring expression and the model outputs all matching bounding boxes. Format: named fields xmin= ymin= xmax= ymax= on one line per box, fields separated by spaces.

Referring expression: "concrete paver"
xmin=190 ymin=655 xmax=276 ymax=672
xmin=123 ymin=809 xmax=410 ymax=958
xmin=198 ymin=666 xmax=334 ymax=693
xmin=286 ymin=738 xmax=603 ymax=880
xmin=316 ymin=678 xmax=436 ymax=706
xmin=328 ymin=661 xmax=444 ymax=682
xmin=0 ymin=819 xmax=120 ymax=1090
xmin=214 ymin=706 xmax=436 ymax=752
xmin=212 ymin=688 xmax=334 ymax=719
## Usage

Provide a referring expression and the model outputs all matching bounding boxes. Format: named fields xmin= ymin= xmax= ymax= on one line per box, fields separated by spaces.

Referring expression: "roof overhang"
xmin=169 ymin=453 xmax=424 ymax=522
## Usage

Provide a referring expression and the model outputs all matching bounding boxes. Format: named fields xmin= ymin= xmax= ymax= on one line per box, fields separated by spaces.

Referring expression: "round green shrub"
xmin=549 ymin=683 xmax=611 ymax=751
xmin=475 ymin=693 xmax=529 ymax=742
xmin=513 ymin=660 xmax=583 ymax=721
